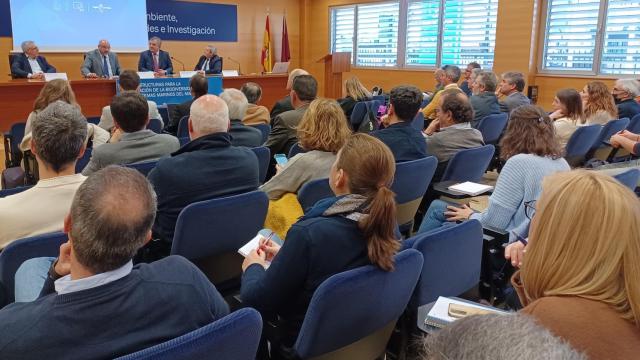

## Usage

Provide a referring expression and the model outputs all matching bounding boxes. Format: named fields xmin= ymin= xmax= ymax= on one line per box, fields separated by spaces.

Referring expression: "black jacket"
xmin=229 ymin=120 xmax=263 ymax=147
xmin=270 ymin=96 xmax=294 ymax=120
xmin=371 ymin=122 xmax=427 ymax=162
xmin=194 ymin=55 xmax=222 ymax=75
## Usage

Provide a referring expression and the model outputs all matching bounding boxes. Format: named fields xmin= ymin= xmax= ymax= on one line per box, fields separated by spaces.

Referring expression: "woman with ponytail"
xmin=240 ymin=133 xmax=400 ymax=353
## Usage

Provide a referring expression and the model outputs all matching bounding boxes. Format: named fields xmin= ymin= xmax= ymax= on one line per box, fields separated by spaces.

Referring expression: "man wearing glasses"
xmin=11 ymin=41 xmax=57 ymax=80
xmin=612 ymin=79 xmax=640 ymax=120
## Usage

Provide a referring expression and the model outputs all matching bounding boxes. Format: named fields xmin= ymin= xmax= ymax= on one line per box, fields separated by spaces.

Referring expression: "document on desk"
xmin=425 ymin=297 xmax=508 ymax=329
xmin=448 ymin=182 xmax=494 ymax=196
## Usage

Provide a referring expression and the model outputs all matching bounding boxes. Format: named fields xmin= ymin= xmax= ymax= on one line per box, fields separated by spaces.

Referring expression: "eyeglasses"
xmin=524 ymin=200 xmax=536 ymax=220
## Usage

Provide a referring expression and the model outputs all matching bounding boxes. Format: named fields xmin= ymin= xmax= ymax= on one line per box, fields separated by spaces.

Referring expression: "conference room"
xmin=0 ymin=0 xmax=639 ymax=359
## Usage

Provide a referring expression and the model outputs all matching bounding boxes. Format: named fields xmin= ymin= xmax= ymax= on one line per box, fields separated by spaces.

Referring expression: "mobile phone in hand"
xmin=274 ymin=154 xmax=288 ymax=166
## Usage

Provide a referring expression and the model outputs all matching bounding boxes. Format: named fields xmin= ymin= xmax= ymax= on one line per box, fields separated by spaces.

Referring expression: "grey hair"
xmin=241 ymin=82 xmax=262 ymax=104
xmin=287 ymin=68 xmax=309 ymax=90
xmin=421 ymin=313 xmax=586 ymax=360
xmin=149 ymin=36 xmax=162 ymax=46
xmin=470 ymin=68 xmax=482 ymax=82
xmin=70 ymin=165 xmax=157 ymax=274
xmin=33 ymin=101 xmax=87 ymax=172
xmin=21 ymin=40 xmax=35 ymax=53
xmin=220 ymin=88 xmax=249 ymax=120
xmin=502 ymin=71 xmax=526 ymax=92
xmin=189 ymin=94 xmax=229 ymax=135
xmin=206 ymin=45 xmax=217 ymax=54
xmin=476 ymin=71 xmax=499 ymax=92
xmin=616 ymin=79 xmax=640 ymax=97
xmin=443 ymin=65 xmax=462 ymax=83
xmin=98 ymin=39 xmax=110 ymax=47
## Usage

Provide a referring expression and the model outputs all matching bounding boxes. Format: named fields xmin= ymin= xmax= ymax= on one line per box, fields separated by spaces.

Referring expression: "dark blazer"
xmin=265 ymin=105 xmax=308 ymax=156
xmin=167 ymin=99 xmax=194 ymax=135
xmin=11 ymin=54 xmax=56 ymax=78
xmin=229 ymin=120 xmax=263 ymax=147
xmin=270 ymin=96 xmax=294 ymax=120
xmin=138 ymin=50 xmax=173 ymax=74
xmin=469 ymin=91 xmax=501 ymax=126
xmin=459 ymin=81 xmax=473 ymax=97
xmin=81 ymin=49 xmax=121 ymax=77
xmin=194 ymin=55 xmax=222 ymax=75
xmin=371 ymin=122 xmax=427 ymax=162
xmin=617 ymin=99 xmax=640 ymax=120
xmin=148 ymin=132 xmax=260 ymax=242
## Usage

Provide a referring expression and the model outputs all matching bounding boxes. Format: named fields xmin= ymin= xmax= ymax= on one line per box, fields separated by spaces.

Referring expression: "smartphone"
xmin=274 ymin=154 xmax=288 ymax=166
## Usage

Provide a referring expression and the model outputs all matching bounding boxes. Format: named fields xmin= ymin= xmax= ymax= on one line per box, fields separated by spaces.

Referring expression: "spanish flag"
xmin=261 ymin=15 xmax=273 ymax=72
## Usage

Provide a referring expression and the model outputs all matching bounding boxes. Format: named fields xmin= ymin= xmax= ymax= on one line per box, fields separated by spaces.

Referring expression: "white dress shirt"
xmin=27 ymin=57 xmax=43 ymax=77
xmin=55 ymin=261 xmax=133 ymax=295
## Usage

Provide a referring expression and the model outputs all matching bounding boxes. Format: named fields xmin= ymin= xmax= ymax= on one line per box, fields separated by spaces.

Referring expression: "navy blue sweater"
xmin=0 ymin=256 xmax=229 ymax=360
xmin=371 ymin=121 xmax=427 ymax=162
xmin=617 ymin=99 xmax=640 ymax=121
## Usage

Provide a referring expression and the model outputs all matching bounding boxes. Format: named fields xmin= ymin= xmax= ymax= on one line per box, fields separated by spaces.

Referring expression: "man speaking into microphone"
xmin=138 ymin=37 xmax=173 ymax=76
xmin=194 ymin=45 xmax=222 ymax=75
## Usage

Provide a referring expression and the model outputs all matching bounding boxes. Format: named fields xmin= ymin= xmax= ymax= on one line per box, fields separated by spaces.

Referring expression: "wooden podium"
xmin=317 ymin=52 xmax=351 ymax=99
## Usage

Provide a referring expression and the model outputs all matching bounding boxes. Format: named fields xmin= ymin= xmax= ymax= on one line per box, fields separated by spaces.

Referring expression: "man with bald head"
xmin=81 ymin=39 xmax=121 ymax=78
xmin=147 ymin=95 xmax=260 ymax=254
xmin=270 ymin=68 xmax=309 ymax=119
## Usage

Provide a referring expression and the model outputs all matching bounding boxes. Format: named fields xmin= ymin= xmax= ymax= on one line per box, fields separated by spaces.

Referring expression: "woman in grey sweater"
xmin=260 ymin=98 xmax=352 ymax=200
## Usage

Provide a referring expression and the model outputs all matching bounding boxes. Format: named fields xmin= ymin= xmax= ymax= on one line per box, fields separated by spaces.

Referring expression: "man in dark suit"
xmin=219 ymin=88 xmax=263 ymax=148
xmin=138 ymin=37 xmax=173 ymax=75
xmin=270 ymin=68 xmax=309 ymax=120
xmin=81 ymin=39 xmax=121 ymax=78
xmin=11 ymin=41 xmax=56 ymax=79
xmin=194 ymin=45 xmax=223 ymax=75
xmin=167 ymin=74 xmax=209 ymax=135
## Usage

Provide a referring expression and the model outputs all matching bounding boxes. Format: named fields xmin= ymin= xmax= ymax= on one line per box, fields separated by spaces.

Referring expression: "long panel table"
xmin=0 ymin=74 xmax=288 ymax=131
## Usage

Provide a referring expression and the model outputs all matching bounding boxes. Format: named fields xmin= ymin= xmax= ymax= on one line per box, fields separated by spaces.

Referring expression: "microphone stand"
xmin=170 ymin=57 xmax=186 ymax=72
xmin=227 ymin=57 xmax=242 ymax=75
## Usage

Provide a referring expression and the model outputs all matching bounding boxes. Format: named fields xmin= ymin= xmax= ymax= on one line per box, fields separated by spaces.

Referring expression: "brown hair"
xmin=344 ymin=76 xmax=371 ymax=101
xmin=555 ymin=88 xmax=583 ymax=124
xmin=335 ymin=133 xmax=399 ymax=271
xmin=499 ymin=105 xmax=562 ymax=160
xmin=33 ymin=79 xmax=79 ymax=112
xmin=297 ymin=98 xmax=352 ymax=153
xmin=584 ymin=81 xmax=618 ymax=123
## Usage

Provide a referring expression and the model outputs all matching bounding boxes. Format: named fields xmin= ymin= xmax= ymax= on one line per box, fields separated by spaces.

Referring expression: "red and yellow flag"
xmin=261 ymin=15 xmax=273 ymax=72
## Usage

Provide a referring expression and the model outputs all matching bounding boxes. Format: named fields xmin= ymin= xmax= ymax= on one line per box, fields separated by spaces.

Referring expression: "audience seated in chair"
xmin=260 ymin=98 xmax=351 ymax=200
xmin=421 ymin=65 xmax=462 ymax=121
xmin=10 ymin=40 xmax=56 ymax=80
xmin=459 ymin=61 xmax=481 ymax=97
xmin=0 ymin=101 xmax=87 ymax=248
xmin=167 ymin=74 xmax=208 ymax=135
xmin=240 ymin=134 xmax=400 ymax=355
xmin=19 ymin=79 xmax=109 ymax=152
xmin=82 ymin=92 xmax=179 ymax=175
xmin=550 ymin=88 xmax=583 ymax=150
xmin=580 ymin=81 xmax=618 ymax=125
xmin=147 ymin=94 xmax=259 ymax=256
xmin=612 ymin=79 xmax=640 ymax=120
xmin=593 ymin=130 xmax=640 ymax=179
xmin=372 ymin=85 xmax=427 ymax=162
xmin=419 ymin=105 xmax=569 ymax=239
xmin=337 ymin=76 xmax=372 ymax=120
xmin=270 ymin=68 xmax=309 ymax=120
xmin=469 ymin=71 xmax=501 ymax=127
xmin=510 ymin=170 xmax=640 ymax=359
xmin=219 ymin=88 xmax=263 ymax=148
xmin=241 ymin=82 xmax=271 ymax=126
xmin=496 ymin=71 xmax=530 ymax=114
xmin=98 ymin=70 xmax=161 ymax=132
xmin=1 ymin=166 xmax=229 ymax=359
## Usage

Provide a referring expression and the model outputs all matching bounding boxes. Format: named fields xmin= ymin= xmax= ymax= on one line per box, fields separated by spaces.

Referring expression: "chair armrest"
xmin=483 ymin=225 xmax=509 ymax=244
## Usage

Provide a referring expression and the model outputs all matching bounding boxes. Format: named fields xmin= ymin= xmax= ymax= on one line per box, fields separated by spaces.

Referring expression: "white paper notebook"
xmin=448 ymin=181 xmax=494 ymax=196
xmin=44 ymin=73 xmax=68 ymax=81
xmin=425 ymin=296 xmax=508 ymax=328
xmin=137 ymin=71 xmax=155 ymax=79
xmin=238 ymin=229 xmax=283 ymax=268
xmin=179 ymin=71 xmax=199 ymax=78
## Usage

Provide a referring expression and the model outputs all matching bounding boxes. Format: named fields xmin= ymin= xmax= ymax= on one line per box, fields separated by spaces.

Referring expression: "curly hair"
xmin=499 ymin=105 xmax=563 ymax=160
xmin=33 ymin=79 xmax=80 ymax=112
xmin=440 ymin=91 xmax=473 ymax=123
xmin=297 ymin=98 xmax=351 ymax=153
xmin=584 ymin=81 xmax=618 ymax=123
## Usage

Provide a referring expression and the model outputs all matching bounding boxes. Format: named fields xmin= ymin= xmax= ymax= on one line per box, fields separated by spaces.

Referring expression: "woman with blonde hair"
xmin=20 ymin=79 xmax=109 ymax=152
xmin=580 ymin=81 xmax=618 ymax=125
xmin=338 ymin=76 xmax=372 ymax=119
xmin=260 ymin=98 xmax=352 ymax=200
xmin=511 ymin=170 xmax=640 ymax=359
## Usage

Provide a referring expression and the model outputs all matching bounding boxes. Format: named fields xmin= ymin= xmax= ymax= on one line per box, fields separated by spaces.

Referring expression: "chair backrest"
xmin=476 ymin=113 xmax=509 ymax=144
xmin=178 ymin=137 xmax=190 ymax=147
xmin=250 ymin=146 xmax=270 ymax=184
xmin=0 ymin=186 xmax=32 ymax=198
xmin=8 ymin=122 xmax=26 ymax=159
xmin=565 ymin=124 xmax=602 ymax=159
xmin=0 ymin=231 xmax=68 ymax=306
xmin=293 ymin=249 xmax=423 ymax=359
xmin=287 ymin=143 xmax=306 ymax=158
xmin=297 ymin=178 xmax=333 ymax=212
xmin=157 ymin=105 xmax=170 ymax=128
xmin=591 ymin=118 xmax=630 ymax=151
xmin=350 ymin=102 xmax=368 ymax=129
xmin=408 ymin=220 xmax=483 ymax=306
xmin=421 ymin=97 xmax=430 ymax=109
xmin=411 ymin=112 xmax=425 ymax=131
xmin=441 ymin=144 xmax=495 ymax=182
xmin=372 ymin=95 xmax=386 ymax=102
xmin=147 ymin=118 xmax=163 ymax=134
xmin=124 ymin=160 xmax=159 ymax=177
xmin=115 ymin=308 xmax=263 ymax=360
xmin=170 ymin=191 xmax=269 ymax=284
xmin=250 ymin=124 xmax=270 ymax=144
xmin=177 ymin=116 xmax=190 ymax=138
xmin=86 ymin=116 xmax=100 ymax=125
xmin=627 ymin=113 xmax=640 ymax=133
xmin=392 ymin=157 xmax=438 ymax=228
xmin=75 ymin=147 xmax=93 ymax=173
xmin=613 ymin=168 xmax=640 ymax=190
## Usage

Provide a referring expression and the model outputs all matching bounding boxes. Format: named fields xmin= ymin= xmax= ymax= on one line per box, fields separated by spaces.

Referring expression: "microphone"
xmin=170 ymin=56 xmax=186 ymax=71
xmin=227 ymin=57 xmax=242 ymax=75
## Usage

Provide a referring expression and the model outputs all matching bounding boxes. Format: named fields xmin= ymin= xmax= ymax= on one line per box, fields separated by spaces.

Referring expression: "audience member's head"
xmin=469 ymin=68 xmax=483 ymax=92
xmin=581 ymin=81 xmax=618 ymax=122
xmin=442 ymin=65 xmax=462 ymax=85
xmin=498 ymin=71 xmax=526 ymax=96
xmin=552 ymin=88 xmax=583 ymax=123
xmin=344 ymin=77 xmax=372 ymax=101
xmin=241 ymin=82 xmax=263 ymax=105
xmin=67 ymin=166 xmax=156 ymax=274
xmin=297 ymin=99 xmax=351 ymax=154
xmin=438 ymin=90 xmax=473 ymax=127
xmin=31 ymin=101 xmax=87 ymax=173
xmin=612 ymin=79 xmax=640 ymax=102
xmin=119 ymin=70 xmax=141 ymax=91
xmin=331 ymin=133 xmax=399 ymax=271
xmin=388 ymin=85 xmax=423 ymax=122
xmin=434 ymin=69 xmax=446 ymax=89
xmin=110 ymin=91 xmax=150 ymax=133
xmin=33 ymin=79 xmax=78 ymax=112
xmin=290 ymin=74 xmax=318 ymax=107
xmin=188 ymin=94 xmax=229 ymax=140
xmin=220 ymin=88 xmax=249 ymax=121
xmin=421 ymin=313 xmax=586 ymax=360
xmin=148 ymin=36 xmax=162 ymax=53
xmin=520 ymin=170 xmax=640 ymax=326
xmin=286 ymin=68 xmax=309 ymax=90
xmin=463 ymin=62 xmax=482 ymax=81
xmin=474 ymin=71 xmax=498 ymax=94
xmin=499 ymin=104 xmax=562 ymax=160
xmin=189 ymin=74 xmax=209 ymax=99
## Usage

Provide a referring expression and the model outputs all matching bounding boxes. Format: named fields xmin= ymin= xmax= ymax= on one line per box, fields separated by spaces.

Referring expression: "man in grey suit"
xmin=82 ymin=92 xmax=179 ymax=176
xmin=497 ymin=71 xmax=531 ymax=114
xmin=81 ymin=40 xmax=121 ymax=78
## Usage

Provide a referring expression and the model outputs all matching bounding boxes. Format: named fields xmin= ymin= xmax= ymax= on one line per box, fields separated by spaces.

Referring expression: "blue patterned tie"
xmin=103 ymin=55 xmax=110 ymax=78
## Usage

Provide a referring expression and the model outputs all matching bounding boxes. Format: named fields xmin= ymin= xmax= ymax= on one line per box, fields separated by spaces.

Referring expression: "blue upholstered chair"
xmin=392 ymin=156 xmax=438 ymax=234
xmin=3 ymin=122 xmax=26 ymax=168
xmin=0 ymin=231 xmax=68 ymax=307
xmin=170 ymin=191 xmax=269 ymax=288
xmin=287 ymin=143 xmax=306 ymax=159
xmin=289 ymin=249 xmax=423 ymax=359
xmin=627 ymin=114 xmax=640 ymax=134
xmin=75 ymin=147 xmax=92 ymax=174
xmin=250 ymin=146 xmax=270 ymax=184
xmin=86 ymin=116 xmax=100 ymax=125
xmin=440 ymin=144 xmax=495 ymax=182
xmin=157 ymin=105 xmax=170 ymax=129
xmin=115 ymin=308 xmax=263 ymax=360
xmin=147 ymin=118 xmax=163 ymax=134
xmin=178 ymin=137 xmax=190 ymax=147
xmin=564 ymin=124 xmax=602 ymax=167
xmin=250 ymin=123 xmax=271 ymax=144
xmin=411 ymin=112 xmax=425 ymax=131
xmin=124 ymin=160 xmax=159 ymax=177
xmin=476 ymin=113 xmax=508 ymax=145
xmin=613 ymin=168 xmax=640 ymax=191
xmin=350 ymin=102 xmax=368 ymax=129
xmin=0 ymin=186 xmax=31 ymax=198
xmin=177 ymin=116 xmax=190 ymax=139
xmin=372 ymin=95 xmax=386 ymax=102
xmin=587 ymin=118 xmax=630 ymax=160
xmin=297 ymin=178 xmax=333 ymax=212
